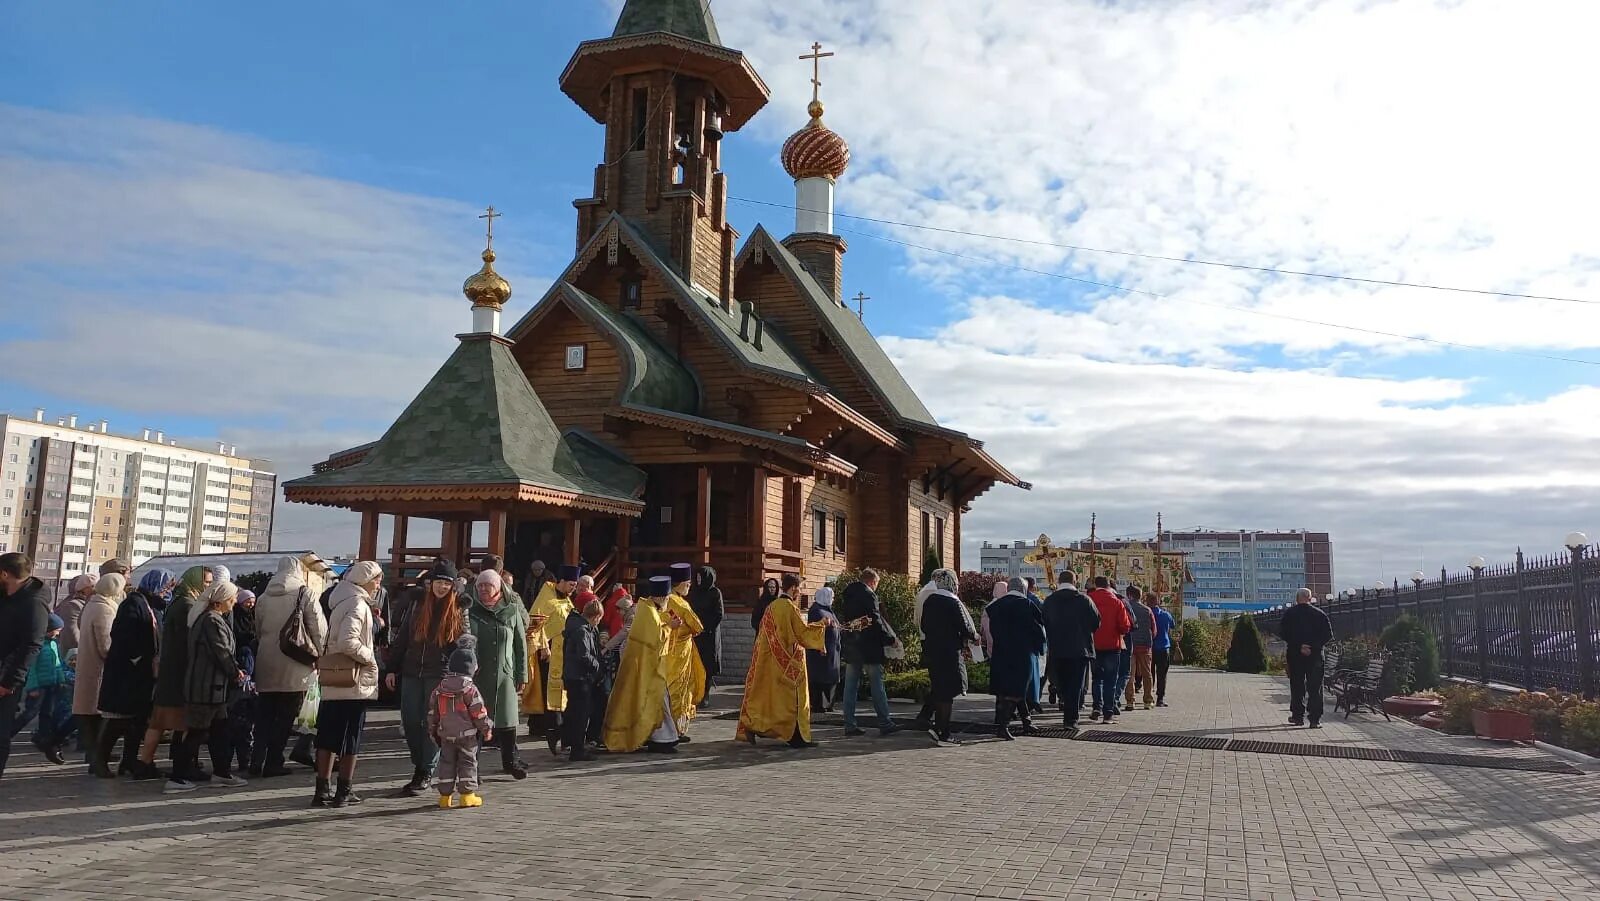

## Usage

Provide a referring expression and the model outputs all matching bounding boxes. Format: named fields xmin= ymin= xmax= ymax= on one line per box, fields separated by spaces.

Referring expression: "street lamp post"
xmin=1439 ymin=565 xmax=1454 ymax=679
xmin=1568 ymin=532 xmax=1593 ymax=698
xmin=1469 ymin=556 xmax=1488 ymax=684
xmin=1373 ymin=580 xmax=1386 ymax=635
xmin=1411 ymin=570 xmax=1425 ymax=620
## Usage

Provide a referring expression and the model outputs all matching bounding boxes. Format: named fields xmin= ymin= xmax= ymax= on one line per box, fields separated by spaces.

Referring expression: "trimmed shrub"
xmin=1177 ymin=619 xmax=1229 ymax=669
xmin=1437 ymin=683 xmax=1490 ymax=734
xmin=884 ymin=669 xmax=930 ymax=702
xmin=967 ymin=661 xmax=991 ymax=695
xmin=1225 ymin=614 xmax=1268 ymax=673
xmin=919 ymin=544 xmax=942 ymax=586
xmin=1561 ymin=703 xmax=1600 ymax=756
xmin=1379 ymin=614 xmax=1440 ymax=693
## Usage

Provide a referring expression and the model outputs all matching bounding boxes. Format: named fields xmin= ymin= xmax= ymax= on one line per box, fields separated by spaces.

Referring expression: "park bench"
xmin=1331 ymin=656 xmax=1391 ymax=720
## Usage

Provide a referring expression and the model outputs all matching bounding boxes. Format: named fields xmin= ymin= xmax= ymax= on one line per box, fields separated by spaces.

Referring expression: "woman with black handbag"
xmin=249 ymin=556 xmax=328 ymax=777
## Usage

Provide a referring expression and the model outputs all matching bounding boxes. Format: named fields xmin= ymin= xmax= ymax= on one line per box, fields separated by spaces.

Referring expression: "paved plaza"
xmin=4 ymin=669 xmax=1600 ymax=900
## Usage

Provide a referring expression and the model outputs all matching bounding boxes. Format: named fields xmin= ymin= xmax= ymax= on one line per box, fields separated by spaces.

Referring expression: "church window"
xmin=621 ymin=278 xmax=642 ymax=310
xmin=812 ymin=509 xmax=828 ymax=550
xmin=565 ymin=344 xmax=587 ymax=371
xmin=920 ymin=510 xmax=930 ymax=548
xmin=833 ymin=514 xmax=846 ymax=557
xmin=630 ymin=88 xmax=649 ymax=152
xmin=936 ymin=516 xmax=946 ymax=556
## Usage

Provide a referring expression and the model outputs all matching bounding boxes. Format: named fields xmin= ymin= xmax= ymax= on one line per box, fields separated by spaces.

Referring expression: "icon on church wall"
xmin=565 ymin=345 xmax=586 ymax=371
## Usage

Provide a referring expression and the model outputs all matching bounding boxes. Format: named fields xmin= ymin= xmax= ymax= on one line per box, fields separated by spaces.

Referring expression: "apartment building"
xmin=0 ymin=409 xmax=276 ymax=588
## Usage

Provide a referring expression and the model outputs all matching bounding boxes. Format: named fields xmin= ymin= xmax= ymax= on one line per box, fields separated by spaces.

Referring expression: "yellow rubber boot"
xmin=460 ymin=792 xmax=483 ymax=808
xmin=438 ymin=794 xmax=456 ymax=809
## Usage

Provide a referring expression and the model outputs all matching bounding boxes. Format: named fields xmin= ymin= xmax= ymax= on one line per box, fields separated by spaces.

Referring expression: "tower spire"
xmin=781 ymin=41 xmax=850 ymax=236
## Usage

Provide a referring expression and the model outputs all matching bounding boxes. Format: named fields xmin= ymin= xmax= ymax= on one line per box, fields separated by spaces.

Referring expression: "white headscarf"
xmin=94 ymin=572 xmax=127 ymax=604
xmin=190 ymin=581 xmax=238 ymax=628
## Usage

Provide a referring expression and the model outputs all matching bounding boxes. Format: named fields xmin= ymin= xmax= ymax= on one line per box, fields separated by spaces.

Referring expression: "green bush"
xmin=836 ymin=567 xmax=922 ymax=672
xmin=884 ymin=669 xmax=930 ymax=702
xmin=1379 ymin=614 xmax=1440 ymax=693
xmin=919 ymin=544 xmax=942 ymax=586
xmin=1561 ymin=704 xmax=1600 ymax=756
xmin=967 ymin=661 xmax=990 ymax=695
xmin=236 ymin=570 xmax=272 ymax=595
xmin=1225 ymin=614 xmax=1268 ymax=673
xmin=1438 ymin=683 xmax=1490 ymax=734
xmin=1178 ymin=619 xmax=1229 ymax=669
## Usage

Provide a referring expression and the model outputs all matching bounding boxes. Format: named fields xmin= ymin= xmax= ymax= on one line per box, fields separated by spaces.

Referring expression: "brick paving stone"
xmin=3 ymin=669 xmax=1600 ymax=899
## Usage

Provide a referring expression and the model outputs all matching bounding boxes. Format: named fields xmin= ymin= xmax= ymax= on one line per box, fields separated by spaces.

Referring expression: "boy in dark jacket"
xmin=1278 ymin=588 xmax=1334 ymax=727
xmin=428 ymin=638 xmax=493 ymax=808
xmin=561 ymin=599 xmax=605 ymax=761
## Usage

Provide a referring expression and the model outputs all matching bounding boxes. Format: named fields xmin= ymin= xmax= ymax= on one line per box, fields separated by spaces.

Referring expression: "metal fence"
xmin=1252 ymin=543 xmax=1600 ymax=696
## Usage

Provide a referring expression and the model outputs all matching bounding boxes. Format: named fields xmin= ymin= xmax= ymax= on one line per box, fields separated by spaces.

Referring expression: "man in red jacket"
xmin=1087 ymin=576 xmax=1132 ymax=724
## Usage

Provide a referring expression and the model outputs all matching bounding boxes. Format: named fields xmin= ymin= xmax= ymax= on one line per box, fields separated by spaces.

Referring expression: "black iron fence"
xmin=1252 ymin=543 xmax=1600 ymax=696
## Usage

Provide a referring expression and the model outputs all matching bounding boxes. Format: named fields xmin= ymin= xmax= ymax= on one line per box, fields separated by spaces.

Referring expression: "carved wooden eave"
xmin=784 ymin=390 xmax=910 ymax=453
xmin=605 ymin=404 xmax=858 ymax=479
xmin=284 ymin=482 xmax=645 ymax=516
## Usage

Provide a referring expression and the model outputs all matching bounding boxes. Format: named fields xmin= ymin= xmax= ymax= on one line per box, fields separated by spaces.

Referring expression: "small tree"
xmin=1379 ymin=614 xmax=1440 ymax=694
xmin=919 ymin=544 xmax=942 ymax=586
xmin=1225 ymin=614 xmax=1268 ymax=673
xmin=236 ymin=570 xmax=272 ymax=595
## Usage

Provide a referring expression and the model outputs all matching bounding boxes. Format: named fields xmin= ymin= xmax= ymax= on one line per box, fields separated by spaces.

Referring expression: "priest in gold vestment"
xmin=737 ymin=574 xmax=829 ymax=748
xmin=521 ymin=564 xmax=578 ymax=751
xmin=601 ymin=576 xmax=681 ymax=754
xmin=665 ymin=563 xmax=706 ymax=733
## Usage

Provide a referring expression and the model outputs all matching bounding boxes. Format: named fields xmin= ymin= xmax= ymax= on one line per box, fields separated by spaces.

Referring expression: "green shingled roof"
xmin=558 ymin=283 xmax=699 ymax=414
xmin=613 ymin=0 xmax=722 ymax=46
xmin=745 ymin=226 xmax=941 ymax=428
xmin=285 ymin=335 xmax=644 ymax=505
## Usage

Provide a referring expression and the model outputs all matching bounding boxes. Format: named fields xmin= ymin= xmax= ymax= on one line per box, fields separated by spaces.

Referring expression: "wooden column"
xmin=358 ymin=511 xmax=379 ymax=561
xmin=487 ymin=509 xmax=508 ymax=559
xmin=440 ymin=520 xmax=458 ymax=565
xmin=390 ymin=515 xmax=409 ymax=577
xmin=750 ymin=466 xmax=768 ymax=551
xmin=564 ymin=517 xmax=582 ymax=567
xmin=695 ymin=464 xmax=712 ymax=564
xmin=952 ymin=508 xmax=962 ymax=572
xmin=458 ymin=521 xmax=476 ymax=566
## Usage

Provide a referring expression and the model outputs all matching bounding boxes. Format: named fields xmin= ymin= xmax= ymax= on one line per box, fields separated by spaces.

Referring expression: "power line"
xmin=728 ymin=196 xmax=1600 ymax=307
xmin=853 ymin=229 xmax=1600 ymax=367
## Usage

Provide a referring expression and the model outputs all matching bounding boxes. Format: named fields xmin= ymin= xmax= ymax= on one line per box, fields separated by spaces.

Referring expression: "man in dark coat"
xmin=688 ymin=566 xmax=724 ymax=707
xmin=561 ymin=598 xmax=604 ymax=761
xmin=835 ymin=569 xmax=900 ymax=737
xmin=0 ymin=553 xmax=50 ymax=779
xmin=1041 ymin=570 xmax=1100 ymax=733
xmin=987 ymin=577 xmax=1046 ymax=740
xmin=1278 ymin=588 xmax=1334 ymax=727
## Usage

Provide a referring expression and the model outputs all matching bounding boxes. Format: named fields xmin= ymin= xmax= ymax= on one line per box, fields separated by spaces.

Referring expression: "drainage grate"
xmin=1389 ymin=749 xmax=1580 ymax=774
xmin=1227 ymin=739 xmax=1394 ymax=761
xmin=1072 ymin=730 xmax=1230 ymax=750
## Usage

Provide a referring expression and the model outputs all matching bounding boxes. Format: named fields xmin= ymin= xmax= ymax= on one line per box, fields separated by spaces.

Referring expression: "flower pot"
xmin=1416 ymin=711 xmax=1446 ymax=731
xmin=1472 ymin=708 xmax=1534 ymax=742
xmin=1383 ymin=696 xmax=1444 ymax=718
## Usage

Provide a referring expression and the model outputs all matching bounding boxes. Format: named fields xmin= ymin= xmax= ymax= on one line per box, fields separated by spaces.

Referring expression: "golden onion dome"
xmin=462 ymin=248 xmax=512 ymax=310
xmin=781 ymin=100 xmax=850 ymax=181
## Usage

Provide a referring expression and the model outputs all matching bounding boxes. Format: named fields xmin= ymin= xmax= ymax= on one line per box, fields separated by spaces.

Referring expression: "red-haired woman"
xmin=384 ymin=560 xmax=467 ymax=796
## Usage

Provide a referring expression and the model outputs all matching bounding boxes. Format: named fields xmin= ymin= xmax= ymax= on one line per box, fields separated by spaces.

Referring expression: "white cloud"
xmin=727 ymin=0 xmax=1600 ymax=359
xmin=885 ymin=297 xmax=1600 ymax=588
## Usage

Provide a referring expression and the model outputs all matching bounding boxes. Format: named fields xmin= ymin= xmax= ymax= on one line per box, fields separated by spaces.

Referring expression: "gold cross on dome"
xmin=479 ymin=206 xmax=502 ymax=249
xmin=799 ymin=41 xmax=835 ymax=104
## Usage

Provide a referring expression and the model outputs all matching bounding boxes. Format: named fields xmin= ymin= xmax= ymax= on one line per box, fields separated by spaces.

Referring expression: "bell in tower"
xmin=561 ymin=0 xmax=770 ymax=306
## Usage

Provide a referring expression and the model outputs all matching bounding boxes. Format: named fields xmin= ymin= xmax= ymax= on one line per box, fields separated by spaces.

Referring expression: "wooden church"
xmin=285 ymin=0 xmax=1027 ymax=602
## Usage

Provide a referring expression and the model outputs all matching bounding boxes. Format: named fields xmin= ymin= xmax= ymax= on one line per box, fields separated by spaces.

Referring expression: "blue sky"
xmin=3 ymin=0 xmax=1598 ymax=585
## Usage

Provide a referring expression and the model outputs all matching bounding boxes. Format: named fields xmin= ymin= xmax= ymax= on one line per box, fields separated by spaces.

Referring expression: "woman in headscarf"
xmin=137 ymin=565 xmax=214 ymax=787
xmin=178 ymin=581 xmax=247 ymax=792
xmin=751 ymin=577 xmax=780 ymax=632
xmin=250 ymin=556 xmax=327 ymax=777
xmin=54 ymin=573 xmax=97 ymax=655
xmin=311 ymin=560 xmax=383 ymax=808
xmin=97 ymin=569 xmax=170 ymax=778
xmin=74 ymin=572 xmax=124 ymax=777
xmin=688 ymin=566 xmax=724 ymax=707
xmin=210 ymin=565 xmax=233 ymax=586
xmin=599 ymin=584 xmax=631 ymax=641
xmin=385 ymin=560 xmax=467 ymax=796
xmin=805 ymin=586 xmax=841 ymax=713
xmin=467 ymin=569 xmax=529 ymax=776
xmin=919 ymin=569 xmax=976 ymax=745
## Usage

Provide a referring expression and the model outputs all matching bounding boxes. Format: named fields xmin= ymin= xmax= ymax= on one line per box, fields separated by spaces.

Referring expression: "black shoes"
xmin=843 ymin=727 xmax=866 ymax=737
xmin=1288 ymin=716 xmax=1305 ymax=726
xmin=330 ymin=782 xmax=362 ymax=807
xmin=400 ymin=768 xmax=431 ymax=797
xmin=311 ymin=777 xmax=332 ymax=807
xmin=1308 ymin=721 xmax=1322 ymax=729
xmin=503 ymin=759 xmax=528 ymax=780
xmin=645 ymin=741 xmax=678 ymax=754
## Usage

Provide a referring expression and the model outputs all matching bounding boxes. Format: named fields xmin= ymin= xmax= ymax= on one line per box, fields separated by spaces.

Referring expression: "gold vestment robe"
xmin=664 ymin=591 xmax=706 ymax=725
xmin=736 ymin=596 xmax=828 ymax=743
xmin=520 ymin=582 xmax=571 ymax=714
xmin=601 ymin=600 xmax=671 ymax=752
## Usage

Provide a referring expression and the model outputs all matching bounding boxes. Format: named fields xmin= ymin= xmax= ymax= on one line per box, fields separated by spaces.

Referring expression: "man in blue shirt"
xmin=1152 ymin=601 xmax=1175 ymax=707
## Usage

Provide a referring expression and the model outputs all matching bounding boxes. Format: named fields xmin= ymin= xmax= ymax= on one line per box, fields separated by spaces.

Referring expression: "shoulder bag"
xmin=278 ymin=586 xmax=320 ymax=667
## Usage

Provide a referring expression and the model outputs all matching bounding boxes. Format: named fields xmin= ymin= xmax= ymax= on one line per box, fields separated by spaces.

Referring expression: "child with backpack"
xmin=426 ymin=636 xmax=493 ymax=809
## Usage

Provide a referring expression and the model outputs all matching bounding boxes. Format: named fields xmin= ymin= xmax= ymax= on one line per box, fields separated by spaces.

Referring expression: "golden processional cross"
xmin=799 ymin=41 xmax=835 ymax=105
xmin=1024 ymin=533 xmax=1072 ymax=590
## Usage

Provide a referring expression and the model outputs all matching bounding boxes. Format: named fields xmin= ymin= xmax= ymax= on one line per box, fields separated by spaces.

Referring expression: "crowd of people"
xmin=0 ymin=548 xmax=1201 ymax=806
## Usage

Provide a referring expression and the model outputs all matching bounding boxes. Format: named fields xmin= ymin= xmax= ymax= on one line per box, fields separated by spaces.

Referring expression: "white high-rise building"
xmin=0 ymin=409 xmax=276 ymax=588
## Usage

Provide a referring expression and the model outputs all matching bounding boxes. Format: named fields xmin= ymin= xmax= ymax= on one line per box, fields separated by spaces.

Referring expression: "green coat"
xmin=468 ymin=592 xmax=529 ymax=728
